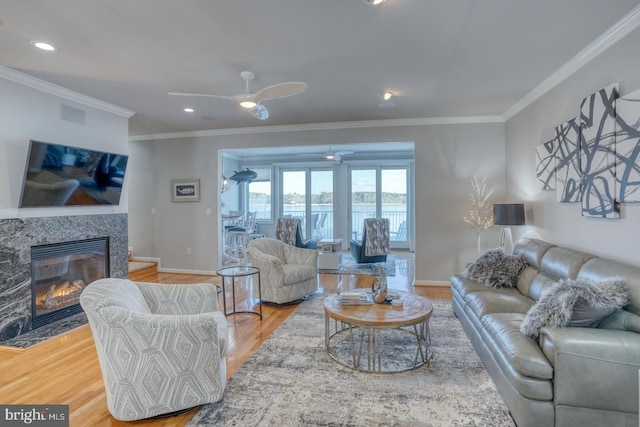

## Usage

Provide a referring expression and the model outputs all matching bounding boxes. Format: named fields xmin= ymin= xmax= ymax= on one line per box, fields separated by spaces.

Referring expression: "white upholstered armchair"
xmin=247 ymin=237 xmax=318 ymax=304
xmin=80 ymin=278 xmax=228 ymax=421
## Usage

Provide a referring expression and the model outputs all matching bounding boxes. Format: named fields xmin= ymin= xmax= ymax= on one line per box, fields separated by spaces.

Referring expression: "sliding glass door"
xmin=281 ymin=168 xmax=333 ymax=239
xmin=349 ymin=167 xmax=409 ymax=248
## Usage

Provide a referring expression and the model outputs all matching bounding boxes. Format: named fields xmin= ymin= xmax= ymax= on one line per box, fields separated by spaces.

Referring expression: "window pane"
xmin=382 ymin=169 xmax=407 ymax=242
xmin=248 ymin=168 xmax=271 ymax=220
xmin=311 ymin=170 xmax=333 ymax=239
xmin=282 ymin=171 xmax=306 ymax=225
xmin=351 ymin=169 xmax=376 ymax=240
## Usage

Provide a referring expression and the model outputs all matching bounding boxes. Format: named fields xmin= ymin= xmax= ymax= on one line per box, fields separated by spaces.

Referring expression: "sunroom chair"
xmin=390 ymin=221 xmax=407 ymax=241
xmin=247 ymin=237 xmax=318 ymax=304
xmin=311 ymin=212 xmax=328 ymax=238
xmin=275 ymin=217 xmax=318 ymax=249
xmin=350 ymin=218 xmax=390 ymax=263
xmin=228 ymin=211 xmax=257 ymax=256
xmin=80 ymin=278 xmax=228 ymax=421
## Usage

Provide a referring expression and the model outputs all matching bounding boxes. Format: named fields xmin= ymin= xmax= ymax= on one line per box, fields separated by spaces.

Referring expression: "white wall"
xmin=0 ymin=73 xmax=131 ymax=218
xmin=505 ymin=27 xmax=640 ymax=266
xmin=129 ymin=122 xmax=506 ymax=281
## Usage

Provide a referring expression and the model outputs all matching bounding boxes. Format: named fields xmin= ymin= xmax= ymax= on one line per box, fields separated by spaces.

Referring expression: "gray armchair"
xmin=247 ymin=237 xmax=318 ymax=304
xmin=80 ymin=278 xmax=228 ymax=421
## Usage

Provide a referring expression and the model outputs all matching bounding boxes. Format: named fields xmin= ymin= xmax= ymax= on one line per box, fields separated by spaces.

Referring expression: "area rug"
xmin=318 ymin=253 xmax=396 ymax=276
xmin=188 ymin=295 xmax=515 ymax=427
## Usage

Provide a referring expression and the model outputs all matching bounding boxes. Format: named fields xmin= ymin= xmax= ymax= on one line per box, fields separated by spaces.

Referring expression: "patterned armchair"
xmin=350 ymin=218 xmax=390 ymax=263
xmin=80 ymin=278 xmax=228 ymax=421
xmin=247 ymin=238 xmax=318 ymax=304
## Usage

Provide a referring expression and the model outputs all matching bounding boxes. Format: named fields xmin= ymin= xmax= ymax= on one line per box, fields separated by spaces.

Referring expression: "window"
xmin=349 ymin=166 xmax=409 ymax=248
xmin=281 ymin=168 xmax=333 ymax=239
xmin=248 ymin=167 xmax=272 ymax=221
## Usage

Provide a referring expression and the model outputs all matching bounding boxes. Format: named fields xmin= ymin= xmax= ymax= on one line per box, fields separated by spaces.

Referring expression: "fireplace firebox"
xmin=31 ymin=237 xmax=109 ymax=329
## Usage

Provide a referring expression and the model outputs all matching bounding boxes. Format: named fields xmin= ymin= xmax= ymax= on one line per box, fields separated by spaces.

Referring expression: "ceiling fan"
xmin=168 ymin=71 xmax=307 ymax=120
xmin=298 ymin=146 xmax=355 ymax=162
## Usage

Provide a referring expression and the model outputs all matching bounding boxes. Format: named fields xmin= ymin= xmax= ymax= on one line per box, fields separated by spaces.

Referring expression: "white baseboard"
xmin=130 ymin=256 xmax=161 ymax=264
xmin=129 ymin=256 xmax=218 ymax=276
xmin=414 ymin=280 xmax=451 ymax=287
xmin=157 ymin=267 xmax=218 ymax=276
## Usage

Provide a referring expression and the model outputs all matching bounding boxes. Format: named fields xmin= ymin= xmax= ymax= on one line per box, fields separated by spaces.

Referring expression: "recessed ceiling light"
xmin=382 ymin=91 xmax=394 ymax=101
xmin=183 ymin=107 xmax=195 ymax=113
xmin=30 ymin=40 xmax=57 ymax=51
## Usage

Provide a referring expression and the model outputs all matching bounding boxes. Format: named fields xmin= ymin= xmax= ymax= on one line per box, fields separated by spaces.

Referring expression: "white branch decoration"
xmin=464 ymin=177 xmax=495 ymax=254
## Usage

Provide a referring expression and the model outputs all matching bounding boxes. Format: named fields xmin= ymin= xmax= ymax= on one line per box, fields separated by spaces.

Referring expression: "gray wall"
xmin=0 ymin=74 xmax=130 ymax=217
xmin=505 ymin=27 xmax=640 ymax=266
xmin=129 ymin=122 xmax=506 ymax=281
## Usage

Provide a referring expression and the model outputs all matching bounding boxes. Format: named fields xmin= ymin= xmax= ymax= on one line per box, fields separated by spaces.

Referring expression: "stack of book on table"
xmin=338 ymin=291 xmax=373 ymax=305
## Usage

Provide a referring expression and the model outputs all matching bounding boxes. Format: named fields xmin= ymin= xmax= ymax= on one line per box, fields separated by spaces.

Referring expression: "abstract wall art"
xmin=554 ymin=118 xmax=582 ymax=203
xmin=535 ymin=138 xmax=557 ymax=190
xmin=536 ymin=82 xmax=640 ymax=220
xmin=579 ymin=83 xmax=619 ymax=218
xmin=615 ymin=88 xmax=640 ymax=203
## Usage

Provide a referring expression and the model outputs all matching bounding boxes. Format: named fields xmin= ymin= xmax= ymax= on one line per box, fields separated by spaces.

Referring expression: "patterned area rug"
xmin=318 ymin=253 xmax=396 ymax=276
xmin=188 ymin=296 xmax=515 ymax=426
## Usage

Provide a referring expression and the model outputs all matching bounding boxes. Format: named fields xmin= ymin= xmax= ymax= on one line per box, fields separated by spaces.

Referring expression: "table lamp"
xmin=493 ymin=203 xmax=525 ymax=254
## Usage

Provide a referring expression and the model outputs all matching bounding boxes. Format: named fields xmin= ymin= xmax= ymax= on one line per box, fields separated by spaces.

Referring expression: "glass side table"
xmin=216 ymin=265 xmax=262 ymax=319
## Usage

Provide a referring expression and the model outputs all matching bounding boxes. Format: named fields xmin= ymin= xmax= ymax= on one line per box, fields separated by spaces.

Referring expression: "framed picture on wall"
xmin=171 ymin=179 xmax=200 ymax=202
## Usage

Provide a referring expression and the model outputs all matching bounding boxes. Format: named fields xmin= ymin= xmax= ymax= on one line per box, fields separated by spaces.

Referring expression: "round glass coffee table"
xmin=324 ymin=290 xmax=433 ymax=373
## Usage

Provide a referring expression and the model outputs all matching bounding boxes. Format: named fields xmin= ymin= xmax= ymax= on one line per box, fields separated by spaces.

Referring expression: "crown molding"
xmin=0 ymin=66 xmax=135 ymax=118
xmin=503 ymin=4 xmax=640 ymax=121
xmin=128 ymin=115 xmax=504 ymax=141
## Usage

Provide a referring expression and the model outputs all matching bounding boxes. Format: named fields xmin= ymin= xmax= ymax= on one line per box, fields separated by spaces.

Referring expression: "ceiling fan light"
xmin=239 ymin=100 xmax=257 ymax=109
xmin=325 ymin=154 xmax=335 ymax=160
xmin=382 ymin=91 xmax=394 ymax=101
xmin=365 ymin=0 xmax=387 ymax=4
xmin=30 ymin=40 xmax=57 ymax=51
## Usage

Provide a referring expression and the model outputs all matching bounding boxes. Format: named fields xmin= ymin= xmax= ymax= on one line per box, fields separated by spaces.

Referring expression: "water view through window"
xmin=272 ymin=167 xmax=408 ymax=243
xmin=350 ymin=168 xmax=407 ymax=241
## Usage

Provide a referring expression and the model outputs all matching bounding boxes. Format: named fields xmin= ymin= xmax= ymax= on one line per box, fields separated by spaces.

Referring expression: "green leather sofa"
xmin=451 ymin=238 xmax=640 ymax=427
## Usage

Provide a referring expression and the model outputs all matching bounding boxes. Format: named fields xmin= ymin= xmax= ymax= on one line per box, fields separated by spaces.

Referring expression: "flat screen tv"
xmin=19 ymin=140 xmax=129 ymax=207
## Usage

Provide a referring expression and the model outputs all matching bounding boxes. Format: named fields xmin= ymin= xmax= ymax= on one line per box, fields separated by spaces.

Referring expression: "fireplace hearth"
xmin=31 ymin=237 xmax=109 ymax=329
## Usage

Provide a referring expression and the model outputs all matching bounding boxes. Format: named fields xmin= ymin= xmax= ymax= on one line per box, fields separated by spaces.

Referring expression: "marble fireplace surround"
xmin=0 ymin=213 xmax=128 ymax=341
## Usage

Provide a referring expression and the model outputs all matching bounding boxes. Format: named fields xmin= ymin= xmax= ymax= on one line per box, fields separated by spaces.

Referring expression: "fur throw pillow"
xmin=520 ymin=277 xmax=629 ymax=340
xmin=460 ymin=249 xmax=527 ymax=288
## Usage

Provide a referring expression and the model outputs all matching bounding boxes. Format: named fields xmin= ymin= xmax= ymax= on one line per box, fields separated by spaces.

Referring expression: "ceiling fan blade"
xmin=247 ymin=104 xmax=269 ymax=120
xmin=168 ymin=92 xmax=235 ymax=101
xmin=334 ymin=150 xmax=354 ymax=156
xmin=253 ymin=82 xmax=307 ymax=103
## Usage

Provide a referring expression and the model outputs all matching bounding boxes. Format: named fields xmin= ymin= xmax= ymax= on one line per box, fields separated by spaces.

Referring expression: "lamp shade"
xmin=493 ymin=203 xmax=525 ymax=226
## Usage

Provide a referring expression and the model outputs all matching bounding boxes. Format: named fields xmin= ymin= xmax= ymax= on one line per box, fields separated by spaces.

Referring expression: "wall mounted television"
xmin=19 ymin=140 xmax=129 ymax=207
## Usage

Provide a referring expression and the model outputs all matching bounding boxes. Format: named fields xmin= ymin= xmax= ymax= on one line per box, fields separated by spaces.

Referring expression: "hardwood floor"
xmin=0 ymin=253 xmax=450 ymax=426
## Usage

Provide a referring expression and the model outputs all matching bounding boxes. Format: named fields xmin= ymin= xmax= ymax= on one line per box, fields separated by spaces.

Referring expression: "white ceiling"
xmin=1 ymin=1 xmax=639 ymax=137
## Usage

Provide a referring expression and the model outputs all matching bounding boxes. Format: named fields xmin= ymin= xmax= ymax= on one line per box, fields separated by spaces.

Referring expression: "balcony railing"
xmin=282 ymin=207 xmax=407 ymax=242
